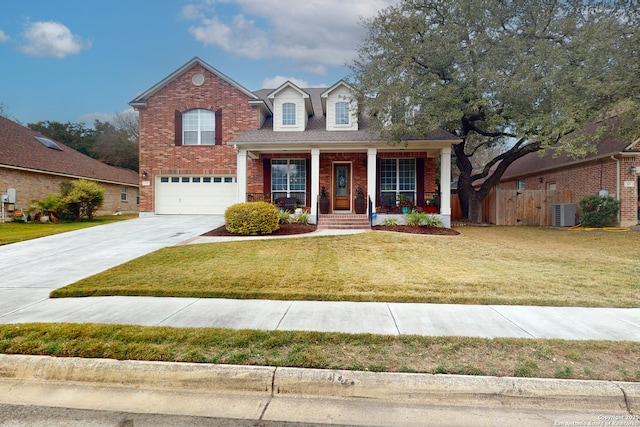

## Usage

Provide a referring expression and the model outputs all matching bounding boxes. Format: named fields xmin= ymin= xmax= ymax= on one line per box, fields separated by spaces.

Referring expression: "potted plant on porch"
xmin=424 ymin=195 xmax=439 ymax=213
xmin=319 ymin=186 xmax=330 ymax=214
xmin=397 ymin=194 xmax=413 ymax=214
xmin=354 ymin=186 xmax=366 ymax=214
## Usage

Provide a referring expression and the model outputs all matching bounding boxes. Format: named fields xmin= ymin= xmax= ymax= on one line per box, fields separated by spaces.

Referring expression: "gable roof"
xmin=233 ymin=88 xmax=460 ymax=147
xmin=320 ymin=80 xmax=356 ymax=116
xmin=0 ymin=116 xmax=138 ymax=186
xmin=129 ymin=57 xmax=260 ymax=108
xmin=503 ymin=118 xmax=640 ymax=180
xmin=267 ymin=81 xmax=314 ymax=117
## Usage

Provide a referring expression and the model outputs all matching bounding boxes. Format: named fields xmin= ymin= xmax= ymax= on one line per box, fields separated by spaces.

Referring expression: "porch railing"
xmin=377 ymin=191 xmax=441 ymax=213
xmin=247 ymin=192 xmax=310 ymax=207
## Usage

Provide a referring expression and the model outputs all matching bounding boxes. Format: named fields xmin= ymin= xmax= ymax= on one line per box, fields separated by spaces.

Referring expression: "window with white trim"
xmin=282 ymin=103 xmax=296 ymax=126
xmin=380 ymin=158 xmax=416 ymax=203
xmin=272 ymin=159 xmax=306 ymax=205
xmin=517 ymin=179 xmax=526 ymax=190
xmin=120 ymin=186 xmax=127 ymax=202
xmin=335 ymin=101 xmax=349 ymax=125
xmin=183 ymin=109 xmax=214 ymax=145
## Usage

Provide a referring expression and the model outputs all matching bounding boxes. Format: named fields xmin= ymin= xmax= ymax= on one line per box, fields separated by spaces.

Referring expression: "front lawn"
xmin=0 ymin=214 xmax=138 ymax=246
xmin=52 ymin=227 xmax=640 ymax=307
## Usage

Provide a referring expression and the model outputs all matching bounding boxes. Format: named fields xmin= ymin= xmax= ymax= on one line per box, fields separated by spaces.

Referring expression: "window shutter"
xmin=174 ymin=110 xmax=183 ymax=146
xmin=263 ymin=159 xmax=271 ymax=196
xmin=215 ymin=109 xmax=222 ymax=145
xmin=306 ymin=158 xmax=311 ymax=202
xmin=416 ymin=158 xmax=425 ymax=207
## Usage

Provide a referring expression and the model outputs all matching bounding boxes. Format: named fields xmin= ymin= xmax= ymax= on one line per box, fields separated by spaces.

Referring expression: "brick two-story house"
xmin=130 ymin=57 xmax=460 ymax=226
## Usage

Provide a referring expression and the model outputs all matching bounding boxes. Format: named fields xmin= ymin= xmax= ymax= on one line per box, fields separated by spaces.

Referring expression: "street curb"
xmin=0 ymin=354 xmax=637 ymax=412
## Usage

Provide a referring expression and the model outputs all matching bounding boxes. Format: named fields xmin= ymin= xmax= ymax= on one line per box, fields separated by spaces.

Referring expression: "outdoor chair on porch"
xmin=379 ymin=194 xmax=396 ymax=214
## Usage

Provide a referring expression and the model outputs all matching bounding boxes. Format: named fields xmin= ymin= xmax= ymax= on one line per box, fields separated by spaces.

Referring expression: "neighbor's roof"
xmin=502 ymin=118 xmax=640 ymax=180
xmin=232 ymin=88 xmax=460 ymax=146
xmin=0 ymin=116 xmax=139 ymax=186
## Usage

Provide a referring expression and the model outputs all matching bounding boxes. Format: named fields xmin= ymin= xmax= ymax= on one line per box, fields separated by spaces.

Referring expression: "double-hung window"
xmin=282 ymin=103 xmax=296 ymax=126
xmin=272 ymin=159 xmax=306 ymax=205
xmin=335 ymin=101 xmax=349 ymax=125
xmin=183 ymin=109 xmax=215 ymax=145
xmin=380 ymin=158 xmax=416 ymax=203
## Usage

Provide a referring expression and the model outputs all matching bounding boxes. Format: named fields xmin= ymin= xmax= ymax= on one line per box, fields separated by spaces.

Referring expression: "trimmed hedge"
xmin=578 ymin=194 xmax=620 ymax=227
xmin=224 ymin=202 xmax=280 ymax=235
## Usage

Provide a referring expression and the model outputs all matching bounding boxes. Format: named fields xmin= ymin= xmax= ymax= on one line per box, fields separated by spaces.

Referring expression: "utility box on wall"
xmin=552 ymin=203 xmax=577 ymax=227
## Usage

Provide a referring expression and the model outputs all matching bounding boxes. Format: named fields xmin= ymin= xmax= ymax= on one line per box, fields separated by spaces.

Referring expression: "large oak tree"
xmin=351 ymin=0 xmax=640 ymax=221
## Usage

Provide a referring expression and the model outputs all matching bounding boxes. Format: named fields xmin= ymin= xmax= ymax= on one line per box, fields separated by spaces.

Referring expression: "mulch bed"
xmin=202 ymin=223 xmax=460 ymax=237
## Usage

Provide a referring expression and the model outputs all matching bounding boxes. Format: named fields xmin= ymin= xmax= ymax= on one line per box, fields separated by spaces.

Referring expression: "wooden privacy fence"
xmin=486 ymin=189 xmax=572 ymax=226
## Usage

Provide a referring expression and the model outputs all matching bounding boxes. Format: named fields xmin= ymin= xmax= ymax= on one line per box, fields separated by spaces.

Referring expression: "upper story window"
xmin=282 ymin=103 xmax=296 ymax=126
xmin=183 ymin=109 xmax=214 ymax=145
xmin=335 ymin=102 xmax=350 ymax=125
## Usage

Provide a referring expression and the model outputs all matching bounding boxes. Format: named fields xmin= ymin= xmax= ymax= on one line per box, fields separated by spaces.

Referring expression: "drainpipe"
xmin=611 ymin=155 xmax=620 ymax=224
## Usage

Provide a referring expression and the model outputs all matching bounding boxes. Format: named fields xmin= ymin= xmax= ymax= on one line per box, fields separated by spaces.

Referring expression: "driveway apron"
xmin=0 ymin=215 xmax=223 ymax=318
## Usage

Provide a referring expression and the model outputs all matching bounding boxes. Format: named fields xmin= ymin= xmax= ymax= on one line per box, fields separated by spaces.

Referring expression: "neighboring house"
xmin=130 ymin=57 xmax=460 ymax=226
xmin=0 ymin=116 xmax=139 ymax=219
xmin=500 ymin=119 xmax=640 ymax=227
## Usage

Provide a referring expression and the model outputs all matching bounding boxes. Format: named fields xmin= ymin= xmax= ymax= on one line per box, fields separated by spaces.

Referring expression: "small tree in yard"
xmin=578 ymin=195 xmax=621 ymax=228
xmin=60 ymin=180 xmax=105 ymax=220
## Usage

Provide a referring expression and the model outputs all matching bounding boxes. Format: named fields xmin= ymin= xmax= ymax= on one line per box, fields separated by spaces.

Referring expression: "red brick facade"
xmin=1 ymin=168 xmax=138 ymax=217
xmin=136 ymin=63 xmax=259 ymax=213
xmin=502 ymin=156 xmax=640 ymax=227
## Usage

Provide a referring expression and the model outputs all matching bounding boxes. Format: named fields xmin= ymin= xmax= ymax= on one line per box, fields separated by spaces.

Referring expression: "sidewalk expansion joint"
xmin=385 ymin=303 xmax=401 ymax=335
xmin=488 ymin=305 xmax=536 ymax=339
xmin=274 ymin=301 xmax=294 ymax=330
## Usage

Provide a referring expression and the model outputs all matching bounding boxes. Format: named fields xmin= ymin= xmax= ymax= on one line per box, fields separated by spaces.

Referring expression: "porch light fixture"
xmin=629 ymin=166 xmax=637 ymax=175
xmin=142 ymin=171 xmax=148 ymax=179
xmin=538 ymin=177 xmax=544 ymax=183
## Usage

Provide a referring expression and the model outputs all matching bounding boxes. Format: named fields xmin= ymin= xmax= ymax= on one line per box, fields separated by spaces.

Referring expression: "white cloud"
xmin=182 ymin=0 xmax=396 ymax=75
xmin=261 ymin=76 xmax=310 ymax=89
xmin=19 ymin=21 xmax=90 ymax=58
xmin=0 ymin=30 xmax=10 ymax=43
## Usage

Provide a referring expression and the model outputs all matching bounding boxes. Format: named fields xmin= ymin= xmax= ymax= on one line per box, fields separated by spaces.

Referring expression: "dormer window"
xmin=335 ymin=101 xmax=350 ymax=125
xmin=282 ymin=103 xmax=296 ymax=126
xmin=183 ymin=109 xmax=214 ymax=145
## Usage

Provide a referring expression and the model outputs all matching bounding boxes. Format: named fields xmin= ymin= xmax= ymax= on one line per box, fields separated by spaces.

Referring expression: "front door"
xmin=333 ymin=163 xmax=351 ymax=210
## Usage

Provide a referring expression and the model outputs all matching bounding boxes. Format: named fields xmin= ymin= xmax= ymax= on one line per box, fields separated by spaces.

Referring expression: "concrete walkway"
xmin=1 ymin=214 xmax=639 ymax=341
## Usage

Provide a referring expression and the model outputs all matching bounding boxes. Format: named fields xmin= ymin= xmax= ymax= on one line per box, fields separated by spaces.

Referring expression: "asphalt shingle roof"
xmin=0 ymin=116 xmax=138 ymax=185
xmin=503 ymin=119 xmax=640 ymax=179
xmin=232 ymin=88 xmax=460 ymax=145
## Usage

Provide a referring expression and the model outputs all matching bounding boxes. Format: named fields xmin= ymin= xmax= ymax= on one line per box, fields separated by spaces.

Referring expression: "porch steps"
xmin=317 ymin=213 xmax=370 ymax=230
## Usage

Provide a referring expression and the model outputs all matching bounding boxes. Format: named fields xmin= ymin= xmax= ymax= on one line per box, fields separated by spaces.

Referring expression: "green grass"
xmin=0 ymin=214 xmax=138 ymax=245
xmin=1 ymin=323 xmax=638 ymax=382
xmin=52 ymin=227 xmax=640 ymax=307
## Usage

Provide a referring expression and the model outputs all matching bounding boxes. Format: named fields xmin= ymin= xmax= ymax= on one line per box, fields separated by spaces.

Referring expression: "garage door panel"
xmin=155 ymin=176 xmax=238 ymax=214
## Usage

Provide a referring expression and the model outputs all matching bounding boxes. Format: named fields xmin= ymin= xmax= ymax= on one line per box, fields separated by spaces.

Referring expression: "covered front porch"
xmin=235 ymin=141 xmax=454 ymax=227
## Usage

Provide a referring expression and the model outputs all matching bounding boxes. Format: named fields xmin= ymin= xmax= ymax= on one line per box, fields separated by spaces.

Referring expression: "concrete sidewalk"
xmin=1 ymin=214 xmax=639 ymax=341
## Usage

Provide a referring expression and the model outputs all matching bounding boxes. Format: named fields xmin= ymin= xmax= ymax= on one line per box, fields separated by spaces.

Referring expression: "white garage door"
xmin=155 ymin=175 xmax=238 ymax=214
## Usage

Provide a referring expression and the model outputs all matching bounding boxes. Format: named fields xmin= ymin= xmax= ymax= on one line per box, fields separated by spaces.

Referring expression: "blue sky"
xmin=0 ymin=0 xmax=394 ymax=126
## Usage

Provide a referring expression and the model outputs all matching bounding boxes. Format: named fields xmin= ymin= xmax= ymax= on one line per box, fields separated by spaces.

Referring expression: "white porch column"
xmin=311 ymin=148 xmax=320 ymax=216
xmin=367 ymin=148 xmax=377 ymax=212
xmin=236 ymin=149 xmax=248 ymax=204
xmin=439 ymin=146 xmax=452 ymax=227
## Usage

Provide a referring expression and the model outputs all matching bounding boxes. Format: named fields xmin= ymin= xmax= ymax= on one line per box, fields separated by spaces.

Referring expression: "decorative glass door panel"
xmin=333 ymin=164 xmax=351 ymax=210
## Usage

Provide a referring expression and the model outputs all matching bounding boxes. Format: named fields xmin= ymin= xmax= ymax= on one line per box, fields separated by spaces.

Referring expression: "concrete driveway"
xmin=0 ymin=215 xmax=223 ymax=318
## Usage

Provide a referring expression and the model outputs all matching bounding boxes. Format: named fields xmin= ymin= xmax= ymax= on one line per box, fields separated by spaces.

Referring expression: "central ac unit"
xmin=552 ymin=203 xmax=577 ymax=227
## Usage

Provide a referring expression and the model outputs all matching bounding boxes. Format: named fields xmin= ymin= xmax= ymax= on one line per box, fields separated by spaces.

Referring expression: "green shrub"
xmin=403 ymin=210 xmax=444 ymax=227
xmin=225 ymin=202 xmax=279 ymax=235
xmin=294 ymin=211 xmax=310 ymax=225
xmin=578 ymin=194 xmax=620 ymax=227
xmin=278 ymin=209 xmax=291 ymax=224
xmin=382 ymin=217 xmax=398 ymax=226
xmin=59 ymin=179 xmax=105 ymax=220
